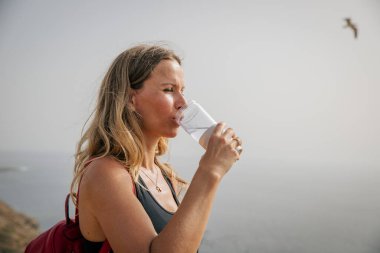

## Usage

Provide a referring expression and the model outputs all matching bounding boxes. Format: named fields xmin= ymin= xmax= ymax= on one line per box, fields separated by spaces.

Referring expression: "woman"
xmin=70 ymin=44 xmax=243 ymax=252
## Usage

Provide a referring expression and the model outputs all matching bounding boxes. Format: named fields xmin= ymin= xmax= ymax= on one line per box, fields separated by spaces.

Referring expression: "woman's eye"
xmin=164 ymin=88 xmax=174 ymax=92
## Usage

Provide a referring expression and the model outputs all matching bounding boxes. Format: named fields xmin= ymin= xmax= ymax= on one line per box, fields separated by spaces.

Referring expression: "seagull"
xmin=343 ymin=18 xmax=358 ymax=39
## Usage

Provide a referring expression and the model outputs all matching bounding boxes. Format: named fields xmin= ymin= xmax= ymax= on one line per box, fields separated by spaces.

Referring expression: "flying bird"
xmin=343 ymin=18 xmax=358 ymax=39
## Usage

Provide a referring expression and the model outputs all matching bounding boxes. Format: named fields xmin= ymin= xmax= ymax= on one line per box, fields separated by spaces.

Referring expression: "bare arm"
xmin=151 ymin=167 xmax=221 ymax=252
xmin=80 ymin=123 xmax=240 ymax=253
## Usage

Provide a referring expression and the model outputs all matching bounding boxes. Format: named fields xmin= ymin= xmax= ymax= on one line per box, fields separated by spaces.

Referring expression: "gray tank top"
xmin=136 ymin=172 xmax=180 ymax=233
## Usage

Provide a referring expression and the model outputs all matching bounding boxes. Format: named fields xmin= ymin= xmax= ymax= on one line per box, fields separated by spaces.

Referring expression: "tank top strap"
xmin=160 ymin=171 xmax=180 ymax=206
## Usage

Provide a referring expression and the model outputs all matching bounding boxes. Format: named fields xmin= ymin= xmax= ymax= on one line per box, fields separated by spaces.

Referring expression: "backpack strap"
xmin=65 ymin=194 xmax=72 ymax=225
xmin=99 ymin=240 xmax=111 ymax=253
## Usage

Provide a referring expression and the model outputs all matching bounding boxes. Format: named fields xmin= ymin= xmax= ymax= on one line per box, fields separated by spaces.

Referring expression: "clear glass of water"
xmin=176 ymin=100 xmax=217 ymax=149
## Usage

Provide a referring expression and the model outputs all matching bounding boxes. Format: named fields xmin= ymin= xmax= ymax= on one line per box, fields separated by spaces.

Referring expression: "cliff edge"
xmin=0 ymin=200 xmax=39 ymax=253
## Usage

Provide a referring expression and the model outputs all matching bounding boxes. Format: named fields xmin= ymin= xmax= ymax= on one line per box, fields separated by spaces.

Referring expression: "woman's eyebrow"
xmin=161 ymin=82 xmax=186 ymax=90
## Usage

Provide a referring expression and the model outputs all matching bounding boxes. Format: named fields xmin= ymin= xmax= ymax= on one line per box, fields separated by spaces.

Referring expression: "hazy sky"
xmin=1 ymin=1 xmax=380 ymax=252
xmin=1 ymin=0 xmax=379 ymax=169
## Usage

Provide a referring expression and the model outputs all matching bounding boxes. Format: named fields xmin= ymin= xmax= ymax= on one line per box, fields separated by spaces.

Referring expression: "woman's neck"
xmin=141 ymin=136 xmax=160 ymax=172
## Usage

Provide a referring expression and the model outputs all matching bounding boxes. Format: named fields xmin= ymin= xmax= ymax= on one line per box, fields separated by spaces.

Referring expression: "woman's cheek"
xmin=162 ymin=95 xmax=175 ymax=109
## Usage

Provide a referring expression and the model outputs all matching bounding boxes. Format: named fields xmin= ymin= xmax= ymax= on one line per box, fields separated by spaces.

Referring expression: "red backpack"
xmin=25 ymin=158 xmax=137 ymax=253
xmin=24 ymin=193 xmax=111 ymax=253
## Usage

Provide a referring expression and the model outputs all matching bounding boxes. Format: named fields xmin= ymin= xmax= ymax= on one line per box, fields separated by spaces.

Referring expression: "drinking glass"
xmin=176 ymin=100 xmax=217 ymax=149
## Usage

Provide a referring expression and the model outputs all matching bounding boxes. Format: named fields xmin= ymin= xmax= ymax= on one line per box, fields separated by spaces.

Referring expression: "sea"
xmin=1 ymin=151 xmax=380 ymax=253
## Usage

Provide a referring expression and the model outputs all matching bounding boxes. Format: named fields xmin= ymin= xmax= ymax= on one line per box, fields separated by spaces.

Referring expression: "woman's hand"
xmin=198 ymin=122 xmax=243 ymax=179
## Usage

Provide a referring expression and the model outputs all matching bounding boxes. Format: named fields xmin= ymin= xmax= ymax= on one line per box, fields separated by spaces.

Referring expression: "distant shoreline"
xmin=0 ymin=166 xmax=29 ymax=173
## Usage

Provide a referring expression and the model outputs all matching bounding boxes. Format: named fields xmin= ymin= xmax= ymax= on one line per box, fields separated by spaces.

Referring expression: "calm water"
xmin=1 ymin=151 xmax=380 ymax=253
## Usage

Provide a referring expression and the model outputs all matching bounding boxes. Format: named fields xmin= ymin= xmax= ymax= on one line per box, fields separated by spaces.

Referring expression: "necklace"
xmin=140 ymin=166 xmax=162 ymax=192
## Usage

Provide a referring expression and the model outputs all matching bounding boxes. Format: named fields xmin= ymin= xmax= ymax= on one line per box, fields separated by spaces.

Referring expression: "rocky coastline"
xmin=0 ymin=199 xmax=39 ymax=253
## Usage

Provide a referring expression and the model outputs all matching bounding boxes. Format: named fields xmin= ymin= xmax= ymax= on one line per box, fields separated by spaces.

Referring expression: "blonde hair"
xmin=70 ymin=44 xmax=186 ymax=204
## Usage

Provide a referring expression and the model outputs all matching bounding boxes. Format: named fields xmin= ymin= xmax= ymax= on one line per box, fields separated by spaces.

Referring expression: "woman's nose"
xmin=176 ymin=93 xmax=187 ymax=110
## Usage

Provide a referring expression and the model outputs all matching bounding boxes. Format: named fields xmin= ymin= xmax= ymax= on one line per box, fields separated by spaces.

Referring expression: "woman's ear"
xmin=128 ymin=92 xmax=136 ymax=111
xmin=128 ymin=101 xmax=135 ymax=112
xmin=128 ymin=94 xmax=143 ymax=119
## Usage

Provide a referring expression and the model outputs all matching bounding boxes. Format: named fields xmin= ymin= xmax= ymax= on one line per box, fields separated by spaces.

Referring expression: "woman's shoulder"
xmin=86 ymin=156 xmax=128 ymax=172
xmin=78 ymin=157 xmax=138 ymax=243
xmin=81 ymin=156 xmax=132 ymax=192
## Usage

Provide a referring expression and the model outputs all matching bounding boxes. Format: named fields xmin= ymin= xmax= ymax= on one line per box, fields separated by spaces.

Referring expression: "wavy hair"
xmin=70 ymin=44 xmax=187 ymax=204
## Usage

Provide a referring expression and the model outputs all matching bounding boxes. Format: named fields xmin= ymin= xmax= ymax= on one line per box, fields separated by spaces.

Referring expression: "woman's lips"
xmin=173 ymin=117 xmax=182 ymax=126
xmin=174 ymin=111 xmax=184 ymax=124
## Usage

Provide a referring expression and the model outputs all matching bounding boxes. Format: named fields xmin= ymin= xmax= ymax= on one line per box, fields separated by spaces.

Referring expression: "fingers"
xmin=222 ymin=127 xmax=234 ymax=140
xmin=221 ymin=127 xmax=241 ymax=145
xmin=230 ymin=136 xmax=242 ymax=147
xmin=214 ymin=122 xmax=226 ymax=135
xmin=235 ymin=145 xmax=243 ymax=155
xmin=219 ymin=125 xmax=243 ymax=157
xmin=213 ymin=122 xmax=243 ymax=160
xmin=231 ymin=136 xmax=243 ymax=157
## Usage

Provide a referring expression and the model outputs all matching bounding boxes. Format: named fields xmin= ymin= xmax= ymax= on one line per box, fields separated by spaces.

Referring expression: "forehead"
xmin=149 ymin=59 xmax=184 ymax=82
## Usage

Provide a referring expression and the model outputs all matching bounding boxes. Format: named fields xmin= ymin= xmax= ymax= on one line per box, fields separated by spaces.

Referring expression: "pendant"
xmin=156 ymin=186 xmax=162 ymax=192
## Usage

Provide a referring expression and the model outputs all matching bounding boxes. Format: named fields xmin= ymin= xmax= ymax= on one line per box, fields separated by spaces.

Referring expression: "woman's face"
xmin=132 ymin=59 xmax=186 ymax=139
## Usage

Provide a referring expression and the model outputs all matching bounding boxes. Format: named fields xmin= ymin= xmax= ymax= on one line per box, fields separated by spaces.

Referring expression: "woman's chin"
xmin=165 ymin=129 xmax=179 ymax=138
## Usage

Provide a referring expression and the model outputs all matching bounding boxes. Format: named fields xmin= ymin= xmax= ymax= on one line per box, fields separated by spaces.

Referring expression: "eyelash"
xmin=164 ymin=88 xmax=185 ymax=94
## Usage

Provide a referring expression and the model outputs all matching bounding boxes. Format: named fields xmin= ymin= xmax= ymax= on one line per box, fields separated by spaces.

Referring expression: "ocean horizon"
xmin=1 ymin=151 xmax=380 ymax=253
